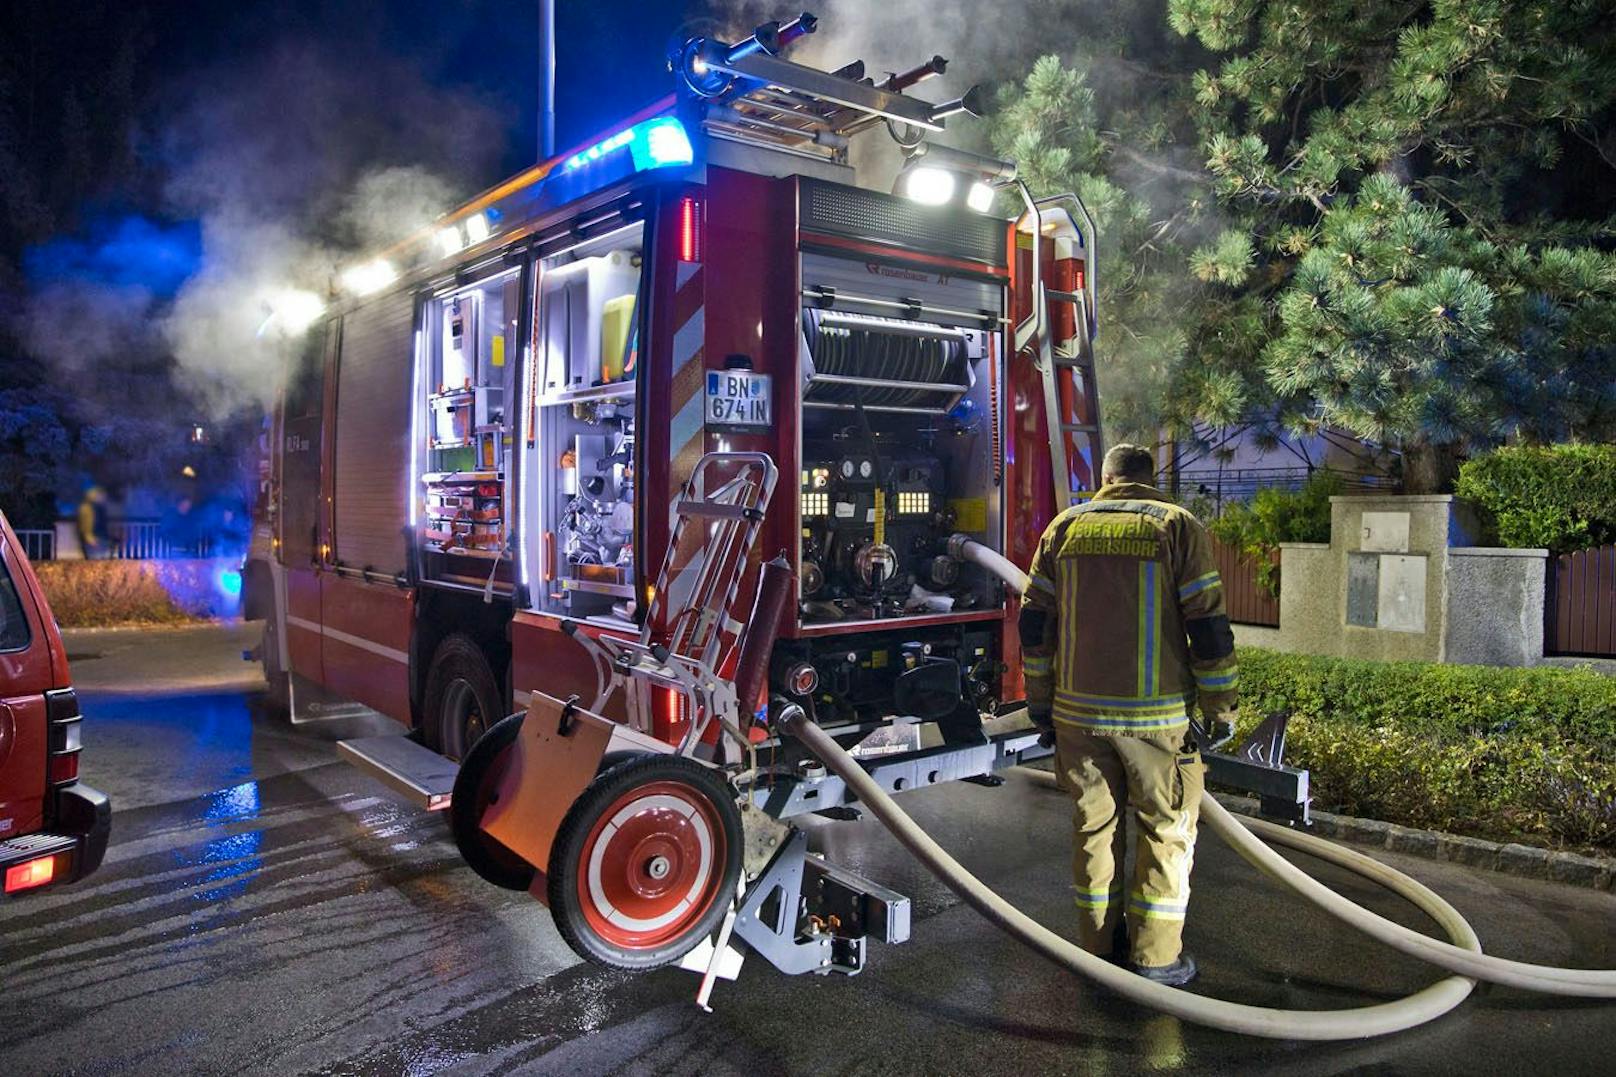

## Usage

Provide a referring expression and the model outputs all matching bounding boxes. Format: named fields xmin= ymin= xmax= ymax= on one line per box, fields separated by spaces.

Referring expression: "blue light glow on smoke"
xmin=23 ymin=216 xmax=202 ymax=297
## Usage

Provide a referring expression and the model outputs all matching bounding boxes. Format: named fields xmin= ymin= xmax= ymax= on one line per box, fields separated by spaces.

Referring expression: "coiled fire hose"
xmin=770 ymin=539 xmax=1616 ymax=1040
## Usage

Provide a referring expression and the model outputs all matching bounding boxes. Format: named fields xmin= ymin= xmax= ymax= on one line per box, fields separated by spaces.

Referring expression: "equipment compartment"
xmin=526 ymin=224 xmax=646 ymax=624
xmin=418 ymin=268 xmax=521 ymax=584
xmin=795 ymin=256 xmax=1006 ymax=629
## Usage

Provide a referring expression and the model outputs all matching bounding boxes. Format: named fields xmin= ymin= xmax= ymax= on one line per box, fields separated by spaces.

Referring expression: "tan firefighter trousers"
xmin=1053 ymin=723 xmax=1207 ymax=967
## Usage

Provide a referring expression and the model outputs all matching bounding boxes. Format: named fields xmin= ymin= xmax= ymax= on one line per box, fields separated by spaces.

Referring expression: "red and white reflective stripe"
xmin=667 ymin=261 xmax=706 ymax=534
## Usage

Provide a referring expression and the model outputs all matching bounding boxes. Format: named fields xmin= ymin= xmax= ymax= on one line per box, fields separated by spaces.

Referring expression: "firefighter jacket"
xmin=1019 ymin=482 xmax=1238 ymax=735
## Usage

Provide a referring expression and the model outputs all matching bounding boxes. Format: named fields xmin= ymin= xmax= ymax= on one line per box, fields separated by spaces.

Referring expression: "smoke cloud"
xmin=15 ymin=34 xmax=508 ymax=423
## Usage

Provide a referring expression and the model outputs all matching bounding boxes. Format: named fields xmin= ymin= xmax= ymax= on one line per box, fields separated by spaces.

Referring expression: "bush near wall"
xmin=1205 ymin=472 xmax=1341 ymax=595
xmin=1455 ymin=443 xmax=1616 ymax=554
xmin=1234 ymin=648 xmax=1616 ymax=852
xmin=31 ymin=559 xmax=236 ymax=627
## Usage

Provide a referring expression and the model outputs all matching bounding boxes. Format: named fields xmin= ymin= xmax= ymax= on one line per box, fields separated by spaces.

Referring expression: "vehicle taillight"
xmin=44 ymin=688 xmax=82 ymax=788
xmin=4 ymin=856 xmax=56 ymax=894
xmin=48 ymin=752 xmax=80 ymax=784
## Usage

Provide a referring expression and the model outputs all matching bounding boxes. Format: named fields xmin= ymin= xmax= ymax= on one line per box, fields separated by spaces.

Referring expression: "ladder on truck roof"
xmin=672 ymin=16 xmax=982 ymax=163
xmin=1017 ymin=194 xmax=1103 ymax=509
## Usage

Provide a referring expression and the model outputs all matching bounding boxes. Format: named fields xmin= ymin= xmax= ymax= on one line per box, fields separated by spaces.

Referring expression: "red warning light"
xmin=679 ymin=197 xmax=700 ymax=263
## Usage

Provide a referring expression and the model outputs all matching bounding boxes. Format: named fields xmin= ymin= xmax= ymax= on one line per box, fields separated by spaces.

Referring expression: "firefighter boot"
xmin=1132 ymin=953 xmax=1199 ymax=987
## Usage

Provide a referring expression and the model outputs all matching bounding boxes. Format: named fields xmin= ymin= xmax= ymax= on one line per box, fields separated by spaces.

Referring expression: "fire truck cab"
xmin=247 ymin=13 xmax=1107 ymax=981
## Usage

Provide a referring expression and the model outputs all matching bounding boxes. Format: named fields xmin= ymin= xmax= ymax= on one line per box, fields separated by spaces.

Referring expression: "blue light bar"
xmin=632 ymin=117 xmax=694 ymax=170
xmin=562 ymin=116 xmax=693 ymax=174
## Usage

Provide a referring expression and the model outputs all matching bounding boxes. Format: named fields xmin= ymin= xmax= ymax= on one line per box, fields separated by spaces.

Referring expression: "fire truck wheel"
xmin=449 ymin=711 xmax=536 ymax=892
xmin=423 ymin=634 xmax=504 ymax=761
xmin=547 ymin=755 xmax=743 ymax=970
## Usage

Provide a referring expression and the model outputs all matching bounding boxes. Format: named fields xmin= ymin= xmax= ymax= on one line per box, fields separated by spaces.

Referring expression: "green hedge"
xmin=1234 ymin=648 xmax=1616 ymax=851
xmin=1455 ymin=443 xmax=1616 ymax=553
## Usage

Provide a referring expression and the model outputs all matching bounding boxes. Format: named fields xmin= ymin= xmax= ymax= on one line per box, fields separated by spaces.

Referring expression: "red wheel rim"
xmin=576 ymin=779 xmax=727 ymax=951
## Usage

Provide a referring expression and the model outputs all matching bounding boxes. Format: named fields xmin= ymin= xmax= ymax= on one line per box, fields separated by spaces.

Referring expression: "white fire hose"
xmin=771 ymin=539 xmax=1616 ymax=1040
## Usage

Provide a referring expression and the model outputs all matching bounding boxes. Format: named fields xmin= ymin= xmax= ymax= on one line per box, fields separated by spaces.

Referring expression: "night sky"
xmin=123 ymin=0 xmax=682 ymax=171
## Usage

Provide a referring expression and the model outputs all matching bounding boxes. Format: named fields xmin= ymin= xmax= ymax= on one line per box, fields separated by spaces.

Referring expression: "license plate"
xmin=705 ymin=370 xmax=772 ymax=431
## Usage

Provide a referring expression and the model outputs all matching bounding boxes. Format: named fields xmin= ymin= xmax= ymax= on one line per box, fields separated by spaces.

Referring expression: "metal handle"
xmin=1012 ymin=179 xmax=1044 ymax=355
xmin=1035 ymin=191 xmax=1098 ymax=339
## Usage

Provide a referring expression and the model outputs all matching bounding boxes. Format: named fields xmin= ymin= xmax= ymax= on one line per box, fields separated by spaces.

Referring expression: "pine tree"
xmin=991 ymin=0 xmax=1616 ymax=492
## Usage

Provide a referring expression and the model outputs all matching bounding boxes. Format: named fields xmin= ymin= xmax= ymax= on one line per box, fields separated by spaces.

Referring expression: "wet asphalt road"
xmin=2 ymin=625 xmax=1614 ymax=1075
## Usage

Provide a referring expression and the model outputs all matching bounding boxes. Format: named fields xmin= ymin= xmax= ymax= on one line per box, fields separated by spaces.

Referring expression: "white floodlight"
xmin=340 ymin=259 xmax=398 ymax=296
xmin=901 ymin=166 xmax=956 ymax=206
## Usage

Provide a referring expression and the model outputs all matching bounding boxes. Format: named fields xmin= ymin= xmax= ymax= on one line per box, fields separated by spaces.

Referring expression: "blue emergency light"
xmin=545 ymin=115 xmax=694 ymax=205
xmin=562 ymin=116 xmax=693 ymax=174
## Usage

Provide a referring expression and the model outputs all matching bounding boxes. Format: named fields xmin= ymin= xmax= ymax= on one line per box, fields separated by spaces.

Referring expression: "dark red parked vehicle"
xmin=0 ymin=510 xmax=110 ymax=896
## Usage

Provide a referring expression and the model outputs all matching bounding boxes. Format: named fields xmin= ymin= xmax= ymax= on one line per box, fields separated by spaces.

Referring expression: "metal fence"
xmin=1211 ymin=538 xmax=1281 ymax=627
xmin=8 ymin=520 xmax=213 ymax=562
xmin=1547 ymin=545 xmax=1616 ymax=658
xmin=1176 ymin=467 xmax=1397 ymax=517
xmin=15 ymin=529 xmax=55 ymax=562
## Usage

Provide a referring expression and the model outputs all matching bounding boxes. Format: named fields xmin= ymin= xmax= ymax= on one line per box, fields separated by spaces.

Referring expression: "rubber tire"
xmin=422 ymin=634 xmax=504 ymax=761
xmin=547 ymin=755 xmax=742 ymax=970
xmin=450 ymin=711 xmax=536 ymax=892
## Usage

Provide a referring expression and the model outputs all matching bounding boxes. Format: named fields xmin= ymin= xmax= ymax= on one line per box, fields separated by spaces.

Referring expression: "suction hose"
xmin=948 ymin=534 xmax=1030 ymax=595
xmin=943 ymin=535 xmax=1616 ymax=999
xmin=778 ymin=708 xmax=1477 ymax=1040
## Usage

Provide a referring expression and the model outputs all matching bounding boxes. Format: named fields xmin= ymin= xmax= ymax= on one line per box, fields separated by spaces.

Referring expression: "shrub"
xmin=1232 ymin=648 xmax=1616 ymax=851
xmin=31 ymin=559 xmax=233 ymax=627
xmin=1206 ymin=472 xmax=1342 ymax=594
xmin=1455 ymin=443 xmax=1616 ymax=554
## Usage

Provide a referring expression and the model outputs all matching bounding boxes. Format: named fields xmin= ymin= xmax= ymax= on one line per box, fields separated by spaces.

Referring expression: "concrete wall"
xmin=1446 ymin=547 xmax=1547 ymax=666
xmin=1263 ymin=496 xmax=1547 ymax=667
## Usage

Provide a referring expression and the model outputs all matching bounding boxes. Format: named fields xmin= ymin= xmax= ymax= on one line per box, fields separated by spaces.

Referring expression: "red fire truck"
xmin=245 ymin=13 xmax=1119 ymax=983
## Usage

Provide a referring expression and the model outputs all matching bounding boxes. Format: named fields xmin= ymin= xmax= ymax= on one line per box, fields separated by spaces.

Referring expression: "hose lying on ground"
xmin=936 ymin=537 xmax=1616 ymax=1003
xmin=1018 ymin=766 xmax=1616 ymax=998
xmin=779 ymin=708 xmax=1479 ymax=1041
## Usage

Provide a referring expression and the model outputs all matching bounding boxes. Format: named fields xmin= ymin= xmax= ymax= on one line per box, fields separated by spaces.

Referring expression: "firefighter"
xmin=1019 ymin=444 xmax=1237 ymax=986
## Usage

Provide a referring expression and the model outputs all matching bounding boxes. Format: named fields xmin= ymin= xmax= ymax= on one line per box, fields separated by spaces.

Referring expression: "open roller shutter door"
xmin=333 ymin=292 xmax=414 ymax=576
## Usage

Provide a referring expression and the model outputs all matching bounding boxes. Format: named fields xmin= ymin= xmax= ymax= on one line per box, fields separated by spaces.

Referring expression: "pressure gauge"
xmin=840 ymin=459 xmax=856 ymax=479
xmin=859 ymin=459 xmax=874 ymax=479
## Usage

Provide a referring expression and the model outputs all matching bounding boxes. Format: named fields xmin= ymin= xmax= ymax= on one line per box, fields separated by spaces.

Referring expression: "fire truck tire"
xmin=449 ymin=711 xmax=536 ymax=892
xmin=423 ymin=634 xmax=505 ymax=761
xmin=547 ymin=755 xmax=743 ymax=970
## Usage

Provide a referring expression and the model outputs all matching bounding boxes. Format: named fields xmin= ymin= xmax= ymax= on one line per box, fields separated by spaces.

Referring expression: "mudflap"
xmin=479 ymin=692 xmax=616 ymax=903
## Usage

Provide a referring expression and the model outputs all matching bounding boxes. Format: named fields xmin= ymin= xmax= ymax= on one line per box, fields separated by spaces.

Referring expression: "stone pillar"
xmin=1265 ymin=495 xmax=1544 ymax=666
xmin=1329 ymin=495 xmax=1467 ymax=663
xmin=1445 ymin=547 xmax=1548 ymax=666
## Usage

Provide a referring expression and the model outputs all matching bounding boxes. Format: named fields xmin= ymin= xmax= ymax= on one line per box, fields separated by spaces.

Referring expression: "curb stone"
xmin=1212 ymin=794 xmax=1616 ymax=893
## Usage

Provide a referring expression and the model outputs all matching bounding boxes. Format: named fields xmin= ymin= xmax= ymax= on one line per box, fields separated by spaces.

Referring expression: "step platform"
xmin=337 ymin=734 xmax=459 ymax=811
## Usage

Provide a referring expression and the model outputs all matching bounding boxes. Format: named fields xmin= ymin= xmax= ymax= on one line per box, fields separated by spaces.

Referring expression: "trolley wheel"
xmin=423 ymin=634 xmax=503 ymax=761
xmin=547 ymin=755 xmax=742 ymax=970
xmin=449 ymin=711 xmax=536 ymax=892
